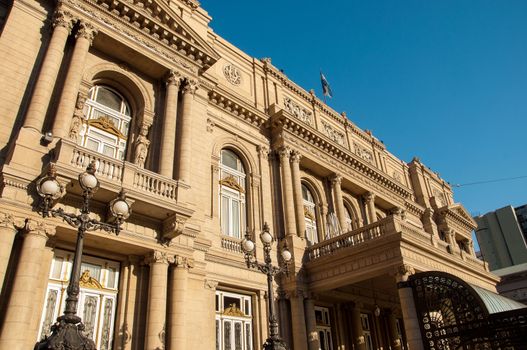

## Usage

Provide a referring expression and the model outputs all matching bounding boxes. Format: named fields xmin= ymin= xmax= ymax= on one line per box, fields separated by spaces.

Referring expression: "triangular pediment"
xmin=78 ymin=0 xmax=220 ymax=72
xmin=449 ymin=204 xmax=477 ymax=227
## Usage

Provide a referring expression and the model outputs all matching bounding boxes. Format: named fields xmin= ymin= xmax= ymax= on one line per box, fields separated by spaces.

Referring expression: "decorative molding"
xmin=173 ymin=255 xmax=194 ymax=269
xmin=209 ymin=90 xmax=266 ymax=127
xmin=206 ymin=118 xmax=215 ymax=133
xmin=52 ymin=7 xmax=75 ymax=32
xmin=182 ymin=79 xmax=199 ymax=95
xmin=353 ymin=142 xmax=373 ymax=164
xmin=24 ymin=219 xmax=55 ymax=239
xmin=162 ymin=214 xmax=189 ymax=242
xmin=79 ymin=269 xmax=103 ymax=289
xmin=145 ymin=250 xmax=172 ymax=265
xmin=166 ymin=70 xmax=183 ymax=87
xmin=87 ymin=116 xmax=125 ymax=139
xmin=219 ymin=175 xmax=245 ymax=193
xmin=284 ymin=97 xmax=312 ymax=125
xmin=60 ymin=0 xmax=218 ymax=74
xmin=321 ymin=121 xmax=346 ymax=146
xmin=204 ymin=279 xmax=219 ymax=291
xmin=222 ymin=64 xmax=242 ymax=86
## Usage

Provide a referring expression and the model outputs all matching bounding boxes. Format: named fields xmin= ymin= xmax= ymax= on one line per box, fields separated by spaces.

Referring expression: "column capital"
xmin=173 ymin=255 xmax=194 ymax=269
xmin=394 ymin=263 xmax=415 ymax=282
xmin=144 ymin=250 xmax=172 ymax=265
xmin=257 ymin=145 xmax=270 ymax=159
xmin=330 ymin=174 xmax=342 ymax=187
xmin=277 ymin=146 xmax=291 ymax=160
xmin=0 ymin=213 xmax=24 ymax=230
xmin=362 ymin=191 xmax=375 ymax=203
xmin=166 ymin=70 xmax=183 ymax=87
xmin=76 ymin=21 xmax=98 ymax=43
xmin=182 ymin=79 xmax=199 ymax=95
xmin=52 ymin=8 xmax=75 ymax=32
xmin=290 ymin=150 xmax=302 ymax=163
xmin=204 ymin=279 xmax=219 ymax=291
xmin=24 ymin=219 xmax=55 ymax=239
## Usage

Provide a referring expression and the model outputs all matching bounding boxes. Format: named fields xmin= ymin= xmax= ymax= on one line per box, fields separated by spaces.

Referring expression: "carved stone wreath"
xmin=223 ymin=64 xmax=242 ymax=85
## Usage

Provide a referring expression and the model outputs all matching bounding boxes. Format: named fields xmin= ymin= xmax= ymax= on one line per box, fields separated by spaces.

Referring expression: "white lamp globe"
xmin=281 ymin=249 xmax=292 ymax=262
xmin=80 ymin=172 xmax=98 ymax=190
xmin=112 ymin=199 xmax=129 ymax=217
xmin=242 ymin=239 xmax=255 ymax=253
xmin=40 ymin=179 xmax=60 ymax=196
xmin=260 ymin=230 xmax=273 ymax=244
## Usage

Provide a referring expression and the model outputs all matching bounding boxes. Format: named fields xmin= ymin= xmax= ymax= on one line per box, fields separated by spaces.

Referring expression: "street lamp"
xmin=34 ymin=161 xmax=130 ymax=350
xmin=241 ymin=223 xmax=292 ymax=350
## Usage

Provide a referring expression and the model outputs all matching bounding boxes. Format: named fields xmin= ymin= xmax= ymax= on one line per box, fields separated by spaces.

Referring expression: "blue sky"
xmin=200 ymin=0 xmax=527 ymax=219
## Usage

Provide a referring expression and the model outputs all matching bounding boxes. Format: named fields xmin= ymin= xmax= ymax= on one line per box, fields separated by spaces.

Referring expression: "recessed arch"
xmin=211 ymin=136 xmax=257 ymax=175
xmin=82 ymin=62 xmax=154 ymax=122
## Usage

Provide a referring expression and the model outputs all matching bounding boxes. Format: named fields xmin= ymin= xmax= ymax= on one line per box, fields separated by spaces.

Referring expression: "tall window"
xmin=38 ymin=250 xmax=120 ymax=350
xmin=215 ymin=290 xmax=253 ymax=350
xmin=80 ymin=86 xmax=131 ymax=160
xmin=360 ymin=313 xmax=374 ymax=350
xmin=315 ymin=306 xmax=334 ymax=350
xmin=302 ymin=184 xmax=318 ymax=244
xmin=219 ymin=149 xmax=246 ymax=239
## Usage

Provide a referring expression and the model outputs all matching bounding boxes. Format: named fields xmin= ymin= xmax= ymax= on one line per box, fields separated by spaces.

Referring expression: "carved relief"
xmin=432 ymin=188 xmax=446 ymax=207
xmin=219 ymin=175 xmax=245 ymax=193
xmin=162 ymin=214 xmax=188 ymax=241
xmin=353 ymin=142 xmax=373 ymax=164
xmin=76 ymin=21 xmax=98 ymax=43
xmin=52 ymin=8 xmax=75 ymax=32
xmin=222 ymin=64 xmax=242 ymax=86
xmin=173 ymin=255 xmax=194 ymax=269
xmin=79 ymin=270 xmax=103 ymax=289
xmin=145 ymin=250 xmax=172 ymax=265
xmin=206 ymin=118 xmax=215 ymax=133
xmin=284 ymin=97 xmax=313 ymax=125
xmin=69 ymin=93 xmax=87 ymax=142
xmin=134 ymin=123 xmax=150 ymax=168
xmin=392 ymin=171 xmax=402 ymax=184
xmin=321 ymin=121 xmax=346 ymax=146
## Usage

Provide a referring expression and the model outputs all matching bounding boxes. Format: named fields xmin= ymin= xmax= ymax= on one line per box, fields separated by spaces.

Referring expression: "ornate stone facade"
xmin=0 ymin=0 xmax=498 ymax=349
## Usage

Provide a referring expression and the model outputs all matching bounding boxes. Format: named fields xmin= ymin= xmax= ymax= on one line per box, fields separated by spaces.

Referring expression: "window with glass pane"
xmin=80 ymin=86 xmax=131 ymax=160
xmin=302 ymin=184 xmax=318 ymax=244
xmin=215 ymin=290 xmax=253 ymax=350
xmin=38 ymin=250 xmax=120 ymax=349
xmin=219 ymin=150 xmax=246 ymax=239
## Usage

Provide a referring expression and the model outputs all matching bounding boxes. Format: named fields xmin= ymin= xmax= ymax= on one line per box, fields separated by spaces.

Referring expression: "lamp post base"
xmin=263 ymin=337 xmax=289 ymax=350
xmin=34 ymin=316 xmax=96 ymax=350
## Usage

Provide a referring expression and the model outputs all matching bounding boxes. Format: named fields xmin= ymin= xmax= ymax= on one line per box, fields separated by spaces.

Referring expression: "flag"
xmin=320 ymin=72 xmax=333 ymax=98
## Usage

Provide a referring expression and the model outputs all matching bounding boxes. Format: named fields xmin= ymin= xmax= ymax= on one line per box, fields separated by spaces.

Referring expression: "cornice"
xmin=208 ymin=89 xmax=267 ymax=128
xmin=404 ymin=200 xmax=425 ymax=217
xmin=436 ymin=204 xmax=477 ymax=232
xmin=64 ymin=0 xmax=218 ymax=73
xmin=269 ymin=110 xmax=412 ymax=201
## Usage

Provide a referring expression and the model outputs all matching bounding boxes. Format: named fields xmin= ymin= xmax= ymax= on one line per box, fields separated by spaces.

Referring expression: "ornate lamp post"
xmin=241 ymin=223 xmax=292 ymax=350
xmin=34 ymin=161 xmax=130 ymax=350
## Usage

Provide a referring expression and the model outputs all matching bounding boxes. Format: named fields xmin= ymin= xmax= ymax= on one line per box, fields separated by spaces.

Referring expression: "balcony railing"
xmin=55 ymin=139 xmax=181 ymax=203
xmin=307 ymin=216 xmax=398 ymax=261
xmin=221 ymin=236 xmax=243 ymax=254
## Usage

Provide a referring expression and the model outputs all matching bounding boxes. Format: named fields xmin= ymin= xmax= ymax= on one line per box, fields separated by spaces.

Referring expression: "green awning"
xmin=471 ymin=284 xmax=526 ymax=314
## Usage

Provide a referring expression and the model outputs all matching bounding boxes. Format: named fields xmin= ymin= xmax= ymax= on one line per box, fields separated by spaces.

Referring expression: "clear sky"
xmin=200 ymin=0 xmax=527 ymax=219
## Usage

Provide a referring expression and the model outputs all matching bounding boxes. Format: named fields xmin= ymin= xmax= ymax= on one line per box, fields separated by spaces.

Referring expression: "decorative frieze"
xmin=222 ymin=64 xmax=242 ymax=86
xmin=321 ymin=120 xmax=346 ymax=146
xmin=284 ymin=97 xmax=313 ymax=125
xmin=353 ymin=142 xmax=374 ymax=164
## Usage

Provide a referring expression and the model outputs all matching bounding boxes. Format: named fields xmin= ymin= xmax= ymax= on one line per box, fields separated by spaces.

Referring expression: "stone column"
xmin=178 ymin=79 xmax=198 ymax=184
xmin=52 ymin=21 xmax=97 ymax=139
xmin=396 ymin=264 xmax=423 ymax=350
xmin=289 ymin=291 xmax=308 ymax=350
xmin=0 ymin=213 xmax=21 ymax=292
xmin=304 ymin=297 xmax=320 ymax=350
xmin=144 ymin=251 xmax=171 ymax=350
xmin=24 ymin=9 xmax=74 ymax=131
xmin=363 ymin=192 xmax=376 ymax=224
xmin=29 ymin=244 xmax=55 ymax=339
xmin=350 ymin=302 xmax=366 ymax=350
xmin=335 ymin=304 xmax=348 ymax=350
xmin=331 ymin=174 xmax=347 ymax=232
xmin=159 ymin=71 xmax=182 ymax=178
xmin=290 ymin=150 xmax=306 ymax=238
xmin=204 ymin=280 xmax=219 ymax=349
xmin=120 ymin=256 xmax=140 ymax=350
xmin=0 ymin=220 xmax=54 ymax=349
xmin=386 ymin=308 xmax=402 ymax=350
xmin=279 ymin=147 xmax=297 ymax=236
xmin=168 ymin=255 xmax=193 ymax=349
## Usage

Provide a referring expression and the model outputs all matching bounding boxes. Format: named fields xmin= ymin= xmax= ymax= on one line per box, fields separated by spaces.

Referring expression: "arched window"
xmin=219 ymin=149 xmax=246 ymax=239
xmin=302 ymin=184 xmax=318 ymax=245
xmin=80 ymin=86 xmax=131 ymax=160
